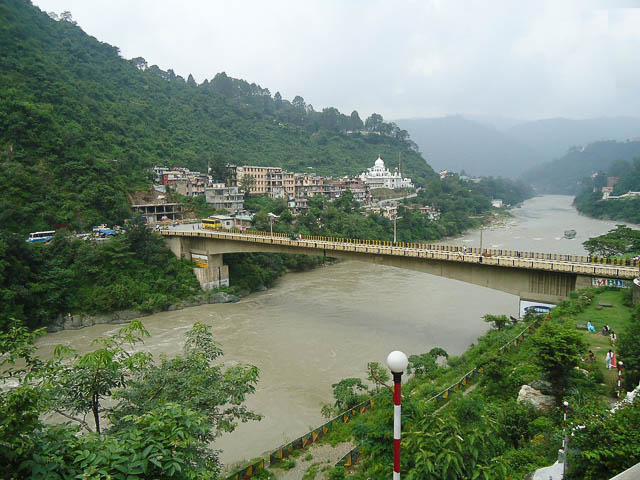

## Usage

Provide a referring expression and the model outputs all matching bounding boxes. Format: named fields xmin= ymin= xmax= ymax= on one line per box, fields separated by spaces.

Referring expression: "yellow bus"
xmin=202 ymin=218 xmax=223 ymax=230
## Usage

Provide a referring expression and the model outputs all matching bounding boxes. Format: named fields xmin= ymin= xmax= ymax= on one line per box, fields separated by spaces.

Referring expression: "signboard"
xmin=592 ymin=277 xmax=631 ymax=288
xmin=191 ymin=253 xmax=208 ymax=268
xmin=519 ymin=300 xmax=555 ymax=318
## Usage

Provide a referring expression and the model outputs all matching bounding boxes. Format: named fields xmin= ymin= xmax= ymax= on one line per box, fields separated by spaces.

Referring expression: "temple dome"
xmin=374 ymin=156 xmax=385 ymax=168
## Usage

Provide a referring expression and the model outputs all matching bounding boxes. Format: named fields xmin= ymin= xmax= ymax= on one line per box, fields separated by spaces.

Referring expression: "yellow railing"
xmin=160 ymin=229 xmax=639 ymax=279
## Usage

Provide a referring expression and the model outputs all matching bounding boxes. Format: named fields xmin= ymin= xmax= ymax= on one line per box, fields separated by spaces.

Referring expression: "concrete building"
xmin=131 ymin=203 xmax=186 ymax=224
xmin=234 ymin=215 xmax=253 ymax=231
xmin=360 ymin=156 xmax=413 ymax=190
xmin=204 ymin=184 xmax=244 ymax=213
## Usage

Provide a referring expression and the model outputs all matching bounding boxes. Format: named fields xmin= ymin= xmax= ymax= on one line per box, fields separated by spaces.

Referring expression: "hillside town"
xmin=139 ymin=156 xmax=437 ymax=228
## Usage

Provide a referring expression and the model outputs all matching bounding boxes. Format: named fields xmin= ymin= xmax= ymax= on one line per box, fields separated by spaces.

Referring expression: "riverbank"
xmin=45 ymin=258 xmax=340 ymax=333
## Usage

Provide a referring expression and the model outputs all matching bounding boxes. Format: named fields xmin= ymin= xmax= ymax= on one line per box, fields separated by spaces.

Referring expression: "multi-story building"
xmin=236 ymin=166 xmax=286 ymax=197
xmin=204 ymin=183 xmax=244 ymax=213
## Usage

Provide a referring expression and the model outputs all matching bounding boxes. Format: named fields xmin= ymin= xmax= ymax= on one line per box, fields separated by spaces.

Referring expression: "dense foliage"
xmin=0 ymin=220 xmax=199 ymax=330
xmin=0 ymin=0 xmax=433 ymax=235
xmin=311 ymin=288 xmax=638 ymax=479
xmin=0 ymin=320 xmax=260 ymax=479
xmin=524 ymin=141 xmax=640 ymax=194
xmin=574 ymin=158 xmax=640 ymax=223
xmin=567 ymin=399 xmax=640 ymax=479
xmin=582 ymin=225 xmax=640 ymax=257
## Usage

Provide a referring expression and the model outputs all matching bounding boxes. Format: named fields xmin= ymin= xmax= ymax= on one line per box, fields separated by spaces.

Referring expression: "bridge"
xmin=160 ymin=228 xmax=639 ymax=303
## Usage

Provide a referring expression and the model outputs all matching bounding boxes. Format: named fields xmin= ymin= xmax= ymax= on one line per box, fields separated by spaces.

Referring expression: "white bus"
xmin=27 ymin=231 xmax=55 ymax=243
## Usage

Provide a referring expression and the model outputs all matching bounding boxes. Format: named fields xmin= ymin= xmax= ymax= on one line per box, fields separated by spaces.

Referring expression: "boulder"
xmin=517 ymin=385 xmax=555 ymax=411
xmin=210 ymin=292 xmax=240 ymax=304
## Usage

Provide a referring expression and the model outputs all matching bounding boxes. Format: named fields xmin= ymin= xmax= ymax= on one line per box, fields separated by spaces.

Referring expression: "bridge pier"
xmin=164 ymin=236 xmax=230 ymax=290
xmin=192 ymin=253 xmax=229 ymax=290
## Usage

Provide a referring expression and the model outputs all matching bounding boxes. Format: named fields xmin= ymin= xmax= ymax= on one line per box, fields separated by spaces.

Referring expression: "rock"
xmin=81 ymin=316 xmax=95 ymax=327
xmin=167 ymin=305 xmax=178 ymax=311
xmin=255 ymin=285 xmax=267 ymax=292
xmin=517 ymin=385 xmax=555 ymax=411
xmin=529 ymin=379 xmax=553 ymax=394
xmin=210 ymin=292 xmax=240 ymax=304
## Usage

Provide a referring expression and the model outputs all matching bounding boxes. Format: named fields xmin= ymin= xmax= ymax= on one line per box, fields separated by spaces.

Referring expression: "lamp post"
xmin=562 ymin=400 xmax=569 ymax=476
xmin=267 ymin=212 xmax=279 ymax=235
xmin=617 ymin=361 xmax=624 ymax=401
xmin=392 ymin=214 xmax=403 ymax=245
xmin=386 ymin=350 xmax=408 ymax=480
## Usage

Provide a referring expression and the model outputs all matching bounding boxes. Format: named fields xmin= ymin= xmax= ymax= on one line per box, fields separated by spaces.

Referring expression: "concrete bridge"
xmin=161 ymin=229 xmax=639 ymax=304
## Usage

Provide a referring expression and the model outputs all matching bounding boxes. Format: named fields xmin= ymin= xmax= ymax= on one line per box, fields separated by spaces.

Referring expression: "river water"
xmin=36 ymin=195 xmax=638 ymax=466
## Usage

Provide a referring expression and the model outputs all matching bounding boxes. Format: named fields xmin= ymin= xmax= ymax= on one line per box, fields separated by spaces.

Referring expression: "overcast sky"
xmin=32 ymin=0 xmax=640 ymax=122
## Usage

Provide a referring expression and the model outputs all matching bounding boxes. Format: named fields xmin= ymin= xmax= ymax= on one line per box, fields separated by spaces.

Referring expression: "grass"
xmin=573 ymin=290 xmax=632 ymax=394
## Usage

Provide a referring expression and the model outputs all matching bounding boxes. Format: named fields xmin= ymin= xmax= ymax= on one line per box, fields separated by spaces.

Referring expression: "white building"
xmin=359 ymin=156 xmax=413 ymax=190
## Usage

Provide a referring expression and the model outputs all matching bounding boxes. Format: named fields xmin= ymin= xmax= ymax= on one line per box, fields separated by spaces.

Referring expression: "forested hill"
xmin=523 ymin=140 xmax=640 ymax=194
xmin=0 ymin=0 xmax=433 ymax=234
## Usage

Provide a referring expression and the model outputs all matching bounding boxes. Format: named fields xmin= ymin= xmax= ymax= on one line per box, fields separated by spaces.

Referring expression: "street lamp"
xmin=267 ymin=212 xmax=279 ymax=235
xmin=386 ymin=350 xmax=408 ymax=480
xmin=392 ymin=215 xmax=403 ymax=245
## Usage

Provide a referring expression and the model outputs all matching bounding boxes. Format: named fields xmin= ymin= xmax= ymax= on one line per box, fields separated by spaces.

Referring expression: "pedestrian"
xmin=587 ymin=350 xmax=595 ymax=362
xmin=587 ymin=321 xmax=595 ymax=332
xmin=606 ymin=350 xmax=614 ymax=369
xmin=611 ymin=351 xmax=617 ymax=369
xmin=610 ymin=331 xmax=617 ymax=343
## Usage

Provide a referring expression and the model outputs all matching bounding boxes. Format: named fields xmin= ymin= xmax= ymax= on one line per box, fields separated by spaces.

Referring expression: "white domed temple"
xmin=359 ymin=155 xmax=414 ymax=189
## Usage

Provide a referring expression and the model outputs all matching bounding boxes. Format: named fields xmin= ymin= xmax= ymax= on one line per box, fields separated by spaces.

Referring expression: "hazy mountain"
xmin=523 ymin=140 xmax=640 ymax=194
xmin=506 ymin=117 xmax=640 ymax=161
xmin=396 ymin=116 xmax=543 ymax=178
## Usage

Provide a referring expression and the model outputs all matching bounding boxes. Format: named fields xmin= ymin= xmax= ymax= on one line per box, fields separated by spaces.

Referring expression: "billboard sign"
xmin=192 ymin=253 xmax=208 ymax=268
xmin=592 ymin=278 xmax=631 ymax=288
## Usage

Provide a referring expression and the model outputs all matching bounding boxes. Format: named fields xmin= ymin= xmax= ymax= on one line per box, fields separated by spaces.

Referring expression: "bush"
xmin=568 ymin=399 xmax=640 ymax=479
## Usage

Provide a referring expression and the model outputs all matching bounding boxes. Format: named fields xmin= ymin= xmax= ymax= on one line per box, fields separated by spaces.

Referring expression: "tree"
xmin=567 ymin=399 xmax=640 ymax=480
xmin=110 ymin=323 xmax=261 ymax=441
xmin=483 ymin=314 xmax=509 ymax=331
xmin=618 ymin=304 xmax=640 ymax=389
xmin=239 ymin=174 xmax=256 ymax=197
xmin=365 ymin=113 xmax=384 ymax=132
xmin=331 ymin=378 xmax=369 ymax=411
xmin=350 ymin=110 xmax=363 ymax=130
xmin=530 ymin=320 xmax=586 ymax=399
xmin=583 ymin=225 xmax=640 ymax=257
xmin=49 ymin=320 xmax=151 ymax=433
xmin=367 ymin=361 xmax=390 ymax=392
xmin=0 ymin=321 xmax=261 ymax=479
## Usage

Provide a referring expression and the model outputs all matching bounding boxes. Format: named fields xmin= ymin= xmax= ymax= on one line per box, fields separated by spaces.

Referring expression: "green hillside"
xmin=523 ymin=140 xmax=640 ymax=194
xmin=0 ymin=0 xmax=433 ymax=234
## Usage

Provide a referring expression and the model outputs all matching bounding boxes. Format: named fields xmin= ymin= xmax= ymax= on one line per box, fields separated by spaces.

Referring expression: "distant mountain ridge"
xmin=397 ymin=116 xmax=640 ymax=178
xmin=506 ymin=117 xmax=640 ymax=161
xmin=523 ymin=140 xmax=640 ymax=194
xmin=396 ymin=116 xmax=543 ymax=177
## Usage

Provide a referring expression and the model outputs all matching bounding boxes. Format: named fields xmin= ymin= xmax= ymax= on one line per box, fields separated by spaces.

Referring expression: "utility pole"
xmin=480 ymin=227 xmax=483 ymax=254
xmin=393 ymin=212 xmax=402 ymax=245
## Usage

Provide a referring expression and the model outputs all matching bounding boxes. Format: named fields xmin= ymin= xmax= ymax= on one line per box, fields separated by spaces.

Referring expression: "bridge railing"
xmin=161 ymin=228 xmax=640 ymax=275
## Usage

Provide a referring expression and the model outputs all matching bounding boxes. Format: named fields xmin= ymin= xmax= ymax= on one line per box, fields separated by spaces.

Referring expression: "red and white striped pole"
xmin=387 ymin=351 xmax=408 ymax=480
xmin=562 ymin=400 xmax=569 ymax=476
xmin=617 ymin=361 xmax=624 ymax=401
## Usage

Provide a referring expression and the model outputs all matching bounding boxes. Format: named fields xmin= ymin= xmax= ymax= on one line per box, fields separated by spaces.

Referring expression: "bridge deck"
xmin=160 ymin=230 xmax=638 ymax=280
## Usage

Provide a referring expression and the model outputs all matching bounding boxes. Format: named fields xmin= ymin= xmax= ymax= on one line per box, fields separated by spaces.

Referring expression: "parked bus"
xmin=27 ymin=231 xmax=55 ymax=243
xmin=202 ymin=218 xmax=223 ymax=230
